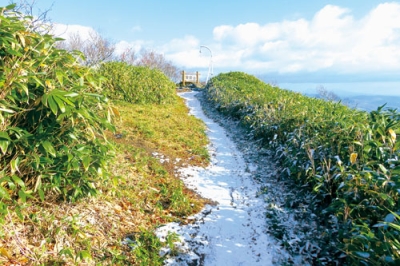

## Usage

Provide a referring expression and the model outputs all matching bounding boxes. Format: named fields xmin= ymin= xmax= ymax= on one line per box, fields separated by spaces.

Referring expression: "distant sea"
xmin=278 ymin=82 xmax=400 ymax=112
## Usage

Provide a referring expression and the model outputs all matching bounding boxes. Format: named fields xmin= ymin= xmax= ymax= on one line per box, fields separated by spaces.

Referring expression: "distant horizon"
xmin=276 ymin=80 xmax=400 ymax=97
xmin=274 ymin=81 xmax=400 ymax=111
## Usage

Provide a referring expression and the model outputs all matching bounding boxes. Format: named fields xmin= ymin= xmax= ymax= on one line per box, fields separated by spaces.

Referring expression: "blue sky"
xmin=3 ymin=0 xmax=400 ymax=88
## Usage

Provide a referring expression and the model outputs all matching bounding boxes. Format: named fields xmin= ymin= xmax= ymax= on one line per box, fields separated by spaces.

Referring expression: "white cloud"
xmin=158 ymin=36 xmax=206 ymax=68
xmin=161 ymin=3 xmax=400 ymax=78
xmin=114 ymin=40 xmax=149 ymax=55
xmin=51 ymin=23 xmax=94 ymax=40
xmin=213 ymin=25 xmax=233 ymax=41
xmin=161 ymin=35 xmax=200 ymax=53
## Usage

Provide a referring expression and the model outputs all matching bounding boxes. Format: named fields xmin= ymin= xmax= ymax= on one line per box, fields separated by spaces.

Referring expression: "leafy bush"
xmin=97 ymin=61 xmax=177 ymax=104
xmin=0 ymin=4 xmax=115 ymax=214
xmin=206 ymin=71 xmax=400 ymax=265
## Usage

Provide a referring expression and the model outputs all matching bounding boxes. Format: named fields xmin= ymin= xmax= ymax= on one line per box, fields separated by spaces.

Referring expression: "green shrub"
xmin=97 ymin=61 xmax=177 ymax=104
xmin=206 ymin=71 xmax=400 ymax=265
xmin=0 ymin=4 xmax=115 ymax=214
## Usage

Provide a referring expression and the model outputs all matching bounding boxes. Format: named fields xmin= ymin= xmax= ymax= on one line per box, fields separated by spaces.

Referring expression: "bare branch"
xmin=137 ymin=49 xmax=180 ymax=81
xmin=83 ymin=30 xmax=115 ymax=66
xmin=56 ymin=29 xmax=115 ymax=67
xmin=316 ymin=85 xmax=341 ymax=102
xmin=10 ymin=0 xmax=54 ymax=33
xmin=118 ymin=47 xmax=136 ymax=65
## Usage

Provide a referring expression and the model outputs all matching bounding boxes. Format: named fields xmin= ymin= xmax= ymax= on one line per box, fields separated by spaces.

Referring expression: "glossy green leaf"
xmin=30 ymin=75 xmax=45 ymax=87
xmin=82 ymin=156 xmax=91 ymax=172
xmin=0 ymin=132 xmax=11 ymax=140
xmin=42 ymin=141 xmax=56 ymax=157
xmin=5 ymin=48 xmax=23 ymax=56
xmin=53 ymin=95 xmax=66 ymax=113
xmin=10 ymin=158 xmax=20 ymax=174
xmin=47 ymin=95 xmax=58 ymax=115
xmin=16 ymin=82 xmax=29 ymax=97
xmin=64 ymin=92 xmax=79 ymax=97
xmin=378 ymin=164 xmax=388 ymax=174
xmin=0 ymin=140 xmax=9 ymax=154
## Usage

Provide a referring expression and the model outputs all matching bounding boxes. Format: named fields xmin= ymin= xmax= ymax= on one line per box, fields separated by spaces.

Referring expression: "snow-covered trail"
xmin=156 ymin=91 xmax=286 ymax=265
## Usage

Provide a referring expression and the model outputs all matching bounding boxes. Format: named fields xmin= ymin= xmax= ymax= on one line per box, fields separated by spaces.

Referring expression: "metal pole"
xmin=199 ymin=45 xmax=213 ymax=84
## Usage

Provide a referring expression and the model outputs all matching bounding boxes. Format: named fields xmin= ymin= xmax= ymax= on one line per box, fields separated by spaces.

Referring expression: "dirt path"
xmin=156 ymin=91 xmax=290 ymax=265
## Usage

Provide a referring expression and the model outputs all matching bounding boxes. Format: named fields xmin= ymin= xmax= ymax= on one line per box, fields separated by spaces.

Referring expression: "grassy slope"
xmin=0 ymin=95 xmax=209 ymax=265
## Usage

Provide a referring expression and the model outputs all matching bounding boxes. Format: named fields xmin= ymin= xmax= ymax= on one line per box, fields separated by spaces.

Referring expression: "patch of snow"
xmin=156 ymin=92 xmax=291 ymax=265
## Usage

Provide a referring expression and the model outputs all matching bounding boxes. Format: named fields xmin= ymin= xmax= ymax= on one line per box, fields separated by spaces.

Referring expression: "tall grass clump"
xmin=0 ymin=4 xmax=115 ymax=212
xmin=97 ymin=61 xmax=177 ymax=104
xmin=206 ymin=71 xmax=400 ymax=265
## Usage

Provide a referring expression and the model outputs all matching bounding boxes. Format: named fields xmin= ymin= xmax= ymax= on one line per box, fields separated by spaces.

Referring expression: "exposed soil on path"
xmin=156 ymin=91 xmax=317 ymax=265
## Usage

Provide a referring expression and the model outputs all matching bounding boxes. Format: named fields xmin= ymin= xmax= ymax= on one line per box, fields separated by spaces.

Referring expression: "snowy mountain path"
xmin=156 ymin=91 xmax=290 ymax=265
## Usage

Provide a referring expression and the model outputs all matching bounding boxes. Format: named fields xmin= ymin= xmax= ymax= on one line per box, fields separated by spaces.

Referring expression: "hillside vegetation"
xmin=97 ymin=62 xmax=178 ymax=104
xmin=0 ymin=4 xmax=209 ymax=265
xmin=205 ymin=72 xmax=400 ymax=265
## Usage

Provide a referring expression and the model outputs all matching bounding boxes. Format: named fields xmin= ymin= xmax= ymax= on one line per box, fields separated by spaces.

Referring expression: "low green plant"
xmin=165 ymin=232 xmax=180 ymax=256
xmin=0 ymin=4 xmax=115 ymax=209
xmin=97 ymin=61 xmax=177 ymax=104
xmin=130 ymin=230 xmax=164 ymax=266
xmin=129 ymin=230 xmax=180 ymax=266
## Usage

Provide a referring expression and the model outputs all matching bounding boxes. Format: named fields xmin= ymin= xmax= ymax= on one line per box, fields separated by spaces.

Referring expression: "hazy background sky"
xmin=2 ymin=0 xmax=400 ymax=94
